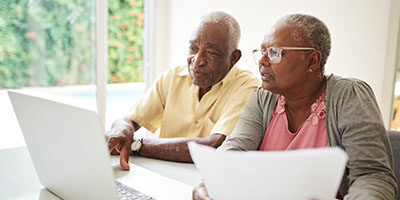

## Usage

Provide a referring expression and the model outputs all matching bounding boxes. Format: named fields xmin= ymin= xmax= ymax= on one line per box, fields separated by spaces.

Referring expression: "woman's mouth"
xmin=261 ymin=74 xmax=274 ymax=82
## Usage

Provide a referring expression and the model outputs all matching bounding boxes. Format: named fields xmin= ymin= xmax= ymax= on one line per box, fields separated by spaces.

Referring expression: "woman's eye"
xmin=270 ymin=50 xmax=279 ymax=56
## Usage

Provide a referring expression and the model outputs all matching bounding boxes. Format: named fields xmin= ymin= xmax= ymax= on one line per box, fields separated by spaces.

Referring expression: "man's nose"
xmin=192 ymin=51 xmax=206 ymax=68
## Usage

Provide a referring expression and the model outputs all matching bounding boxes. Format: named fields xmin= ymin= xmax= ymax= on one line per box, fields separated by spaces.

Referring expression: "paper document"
xmin=188 ymin=143 xmax=348 ymax=200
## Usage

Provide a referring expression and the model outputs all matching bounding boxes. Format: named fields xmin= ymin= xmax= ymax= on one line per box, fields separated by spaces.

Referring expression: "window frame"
xmin=96 ymin=0 xmax=153 ymax=131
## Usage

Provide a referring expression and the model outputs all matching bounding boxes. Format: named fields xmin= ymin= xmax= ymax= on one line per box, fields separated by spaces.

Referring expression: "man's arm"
xmin=107 ymin=117 xmax=226 ymax=168
xmin=138 ymin=133 xmax=226 ymax=163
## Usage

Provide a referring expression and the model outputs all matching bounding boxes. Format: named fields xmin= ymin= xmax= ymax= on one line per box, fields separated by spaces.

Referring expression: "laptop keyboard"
xmin=115 ymin=180 xmax=155 ymax=200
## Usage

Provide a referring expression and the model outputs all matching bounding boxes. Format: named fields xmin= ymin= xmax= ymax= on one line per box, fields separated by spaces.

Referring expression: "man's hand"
xmin=192 ymin=183 xmax=212 ymax=200
xmin=106 ymin=117 xmax=138 ymax=170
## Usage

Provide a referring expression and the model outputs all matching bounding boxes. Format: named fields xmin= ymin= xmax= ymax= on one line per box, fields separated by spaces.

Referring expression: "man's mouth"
xmin=190 ymin=68 xmax=206 ymax=75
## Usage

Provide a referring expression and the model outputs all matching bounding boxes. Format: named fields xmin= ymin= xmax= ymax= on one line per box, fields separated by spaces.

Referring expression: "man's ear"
xmin=230 ymin=49 xmax=242 ymax=66
xmin=308 ymin=50 xmax=322 ymax=71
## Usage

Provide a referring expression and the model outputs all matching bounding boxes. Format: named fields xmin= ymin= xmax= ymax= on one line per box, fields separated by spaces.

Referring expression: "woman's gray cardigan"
xmin=218 ymin=75 xmax=397 ymax=199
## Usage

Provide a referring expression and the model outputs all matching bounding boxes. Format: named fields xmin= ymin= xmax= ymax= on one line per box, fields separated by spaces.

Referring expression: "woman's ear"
xmin=230 ymin=49 xmax=242 ymax=66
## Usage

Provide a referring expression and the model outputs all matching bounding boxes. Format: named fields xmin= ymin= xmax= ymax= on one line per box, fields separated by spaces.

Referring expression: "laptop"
xmin=8 ymin=90 xmax=154 ymax=200
xmin=188 ymin=142 xmax=348 ymax=200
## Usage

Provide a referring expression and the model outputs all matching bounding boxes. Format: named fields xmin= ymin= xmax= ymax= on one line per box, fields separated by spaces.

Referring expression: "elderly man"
xmin=193 ymin=14 xmax=397 ymax=200
xmin=106 ymin=11 xmax=259 ymax=170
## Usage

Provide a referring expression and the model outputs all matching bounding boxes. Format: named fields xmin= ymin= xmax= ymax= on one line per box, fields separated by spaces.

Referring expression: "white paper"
xmin=188 ymin=143 xmax=348 ymax=200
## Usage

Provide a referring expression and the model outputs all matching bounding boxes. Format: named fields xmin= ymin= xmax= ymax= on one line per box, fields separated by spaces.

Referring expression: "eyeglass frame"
xmin=252 ymin=47 xmax=316 ymax=64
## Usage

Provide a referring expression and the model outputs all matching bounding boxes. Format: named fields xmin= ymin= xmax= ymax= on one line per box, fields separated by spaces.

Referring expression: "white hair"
xmin=197 ymin=11 xmax=241 ymax=51
xmin=275 ymin=14 xmax=331 ymax=70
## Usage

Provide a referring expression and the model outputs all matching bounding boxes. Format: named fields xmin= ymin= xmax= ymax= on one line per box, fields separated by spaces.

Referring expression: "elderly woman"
xmin=193 ymin=14 xmax=397 ymax=200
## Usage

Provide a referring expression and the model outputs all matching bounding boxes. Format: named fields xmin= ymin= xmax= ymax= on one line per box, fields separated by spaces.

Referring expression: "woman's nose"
xmin=259 ymin=55 xmax=270 ymax=67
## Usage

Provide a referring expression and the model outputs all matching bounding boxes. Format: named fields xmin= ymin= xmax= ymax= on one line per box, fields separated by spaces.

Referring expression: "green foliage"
xmin=0 ymin=1 xmax=31 ymax=88
xmin=0 ymin=0 xmax=144 ymax=89
xmin=108 ymin=0 xmax=144 ymax=83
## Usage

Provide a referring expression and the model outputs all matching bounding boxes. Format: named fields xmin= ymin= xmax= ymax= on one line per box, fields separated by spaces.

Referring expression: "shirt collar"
xmin=177 ymin=65 xmax=189 ymax=76
xmin=220 ymin=65 xmax=239 ymax=86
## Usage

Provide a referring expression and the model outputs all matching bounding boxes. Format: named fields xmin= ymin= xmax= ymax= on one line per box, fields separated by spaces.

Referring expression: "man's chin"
xmin=192 ymin=80 xmax=210 ymax=89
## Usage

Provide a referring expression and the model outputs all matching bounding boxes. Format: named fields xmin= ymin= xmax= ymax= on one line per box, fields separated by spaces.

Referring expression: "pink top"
xmin=258 ymin=91 xmax=328 ymax=151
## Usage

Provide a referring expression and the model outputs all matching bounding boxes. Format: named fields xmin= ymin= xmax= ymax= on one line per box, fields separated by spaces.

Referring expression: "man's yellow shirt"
xmin=128 ymin=65 xmax=259 ymax=138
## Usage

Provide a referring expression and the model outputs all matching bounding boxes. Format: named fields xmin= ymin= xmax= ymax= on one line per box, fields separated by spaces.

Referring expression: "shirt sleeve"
xmin=127 ymin=70 xmax=171 ymax=133
xmin=211 ymin=79 xmax=259 ymax=137
xmin=335 ymin=80 xmax=397 ymax=200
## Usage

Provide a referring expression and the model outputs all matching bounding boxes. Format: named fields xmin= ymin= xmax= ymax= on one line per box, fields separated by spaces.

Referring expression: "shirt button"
xmin=194 ymin=120 xmax=199 ymax=124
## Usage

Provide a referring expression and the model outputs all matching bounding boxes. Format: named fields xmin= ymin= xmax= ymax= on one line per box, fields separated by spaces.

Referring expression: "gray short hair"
xmin=276 ymin=14 xmax=331 ymax=70
xmin=198 ymin=11 xmax=241 ymax=52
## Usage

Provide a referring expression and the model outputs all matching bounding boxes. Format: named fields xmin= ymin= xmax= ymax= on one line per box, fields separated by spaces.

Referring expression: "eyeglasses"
xmin=252 ymin=47 xmax=316 ymax=64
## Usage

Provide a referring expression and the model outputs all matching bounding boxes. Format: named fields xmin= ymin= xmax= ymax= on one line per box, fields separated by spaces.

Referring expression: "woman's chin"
xmin=261 ymin=82 xmax=278 ymax=93
xmin=261 ymin=82 xmax=272 ymax=90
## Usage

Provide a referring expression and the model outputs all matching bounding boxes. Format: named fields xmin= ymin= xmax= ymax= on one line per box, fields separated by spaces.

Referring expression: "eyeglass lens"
xmin=253 ymin=48 xmax=281 ymax=64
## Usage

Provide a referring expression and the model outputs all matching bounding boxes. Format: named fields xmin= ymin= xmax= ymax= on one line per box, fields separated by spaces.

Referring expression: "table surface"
xmin=0 ymin=147 xmax=202 ymax=200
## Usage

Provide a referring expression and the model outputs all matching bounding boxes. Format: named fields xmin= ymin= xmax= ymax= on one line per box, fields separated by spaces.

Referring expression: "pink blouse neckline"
xmin=258 ymin=89 xmax=328 ymax=151
xmin=275 ymin=90 xmax=326 ymax=128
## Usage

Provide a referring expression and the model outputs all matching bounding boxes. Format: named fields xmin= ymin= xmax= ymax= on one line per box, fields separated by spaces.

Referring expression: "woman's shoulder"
xmin=327 ymin=75 xmax=376 ymax=101
xmin=328 ymin=75 xmax=368 ymax=86
xmin=251 ymin=87 xmax=279 ymax=109
xmin=254 ymin=87 xmax=278 ymax=99
xmin=328 ymin=75 xmax=373 ymax=92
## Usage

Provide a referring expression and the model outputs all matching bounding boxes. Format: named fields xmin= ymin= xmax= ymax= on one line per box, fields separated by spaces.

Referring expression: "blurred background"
xmin=1 ymin=0 xmax=399 ymax=149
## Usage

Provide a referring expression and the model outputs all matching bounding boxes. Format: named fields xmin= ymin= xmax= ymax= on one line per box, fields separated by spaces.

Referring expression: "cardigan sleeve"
xmin=331 ymin=79 xmax=397 ymax=200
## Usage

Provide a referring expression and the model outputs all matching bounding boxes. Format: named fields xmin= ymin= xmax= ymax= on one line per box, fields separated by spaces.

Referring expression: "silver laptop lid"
xmin=8 ymin=90 xmax=118 ymax=200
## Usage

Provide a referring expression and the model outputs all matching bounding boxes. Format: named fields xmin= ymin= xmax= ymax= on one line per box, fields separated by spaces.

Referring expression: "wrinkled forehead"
xmin=189 ymin=22 xmax=229 ymax=46
xmin=261 ymin=23 xmax=309 ymax=47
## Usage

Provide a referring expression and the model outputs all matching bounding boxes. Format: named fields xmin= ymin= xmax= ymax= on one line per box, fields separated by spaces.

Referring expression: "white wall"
xmin=152 ymin=0 xmax=400 ymax=127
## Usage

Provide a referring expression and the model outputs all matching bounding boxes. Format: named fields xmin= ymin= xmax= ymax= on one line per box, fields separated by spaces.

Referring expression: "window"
xmin=0 ymin=0 xmax=147 ymax=149
xmin=106 ymin=0 xmax=145 ymax=129
xmin=0 ymin=0 xmax=97 ymax=148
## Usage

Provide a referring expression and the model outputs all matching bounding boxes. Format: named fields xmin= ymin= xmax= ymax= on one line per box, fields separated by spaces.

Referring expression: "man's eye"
xmin=207 ymin=51 xmax=218 ymax=56
xmin=188 ymin=47 xmax=197 ymax=54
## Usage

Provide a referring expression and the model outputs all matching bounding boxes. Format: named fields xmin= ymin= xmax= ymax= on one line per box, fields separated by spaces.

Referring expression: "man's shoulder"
xmin=157 ymin=65 xmax=186 ymax=75
xmin=169 ymin=65 xmax=188 ymax=76
xmin=157 ymin=65 xmax=188 ymax=82
xmin=231 ymin=67 xmax=260 ymax=85
xmin=236 ymin=68 xmax=257 ymax=78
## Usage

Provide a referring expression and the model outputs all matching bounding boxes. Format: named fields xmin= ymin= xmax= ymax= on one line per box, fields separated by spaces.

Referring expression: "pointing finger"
xmin=119 ymin=141 xmax=131 ymax=171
